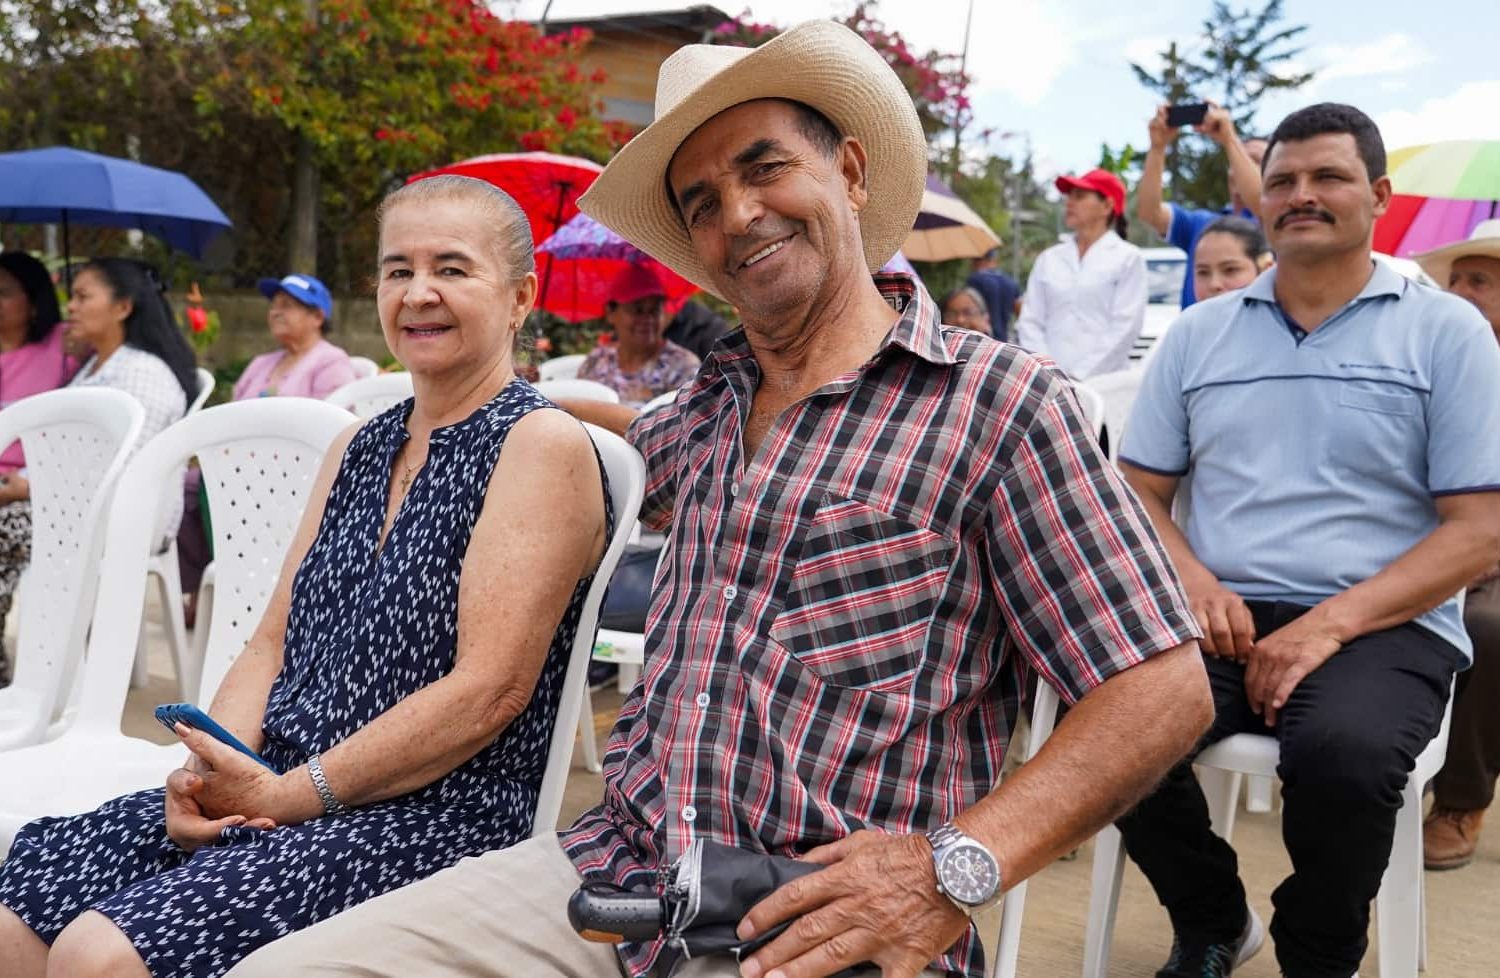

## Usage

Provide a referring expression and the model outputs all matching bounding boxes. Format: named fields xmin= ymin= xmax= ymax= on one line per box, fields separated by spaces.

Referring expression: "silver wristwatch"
xmin=307 ymin=753 xmax=349 ymax=816
xmin=925 ymin=822 xmax=1002 ymax=914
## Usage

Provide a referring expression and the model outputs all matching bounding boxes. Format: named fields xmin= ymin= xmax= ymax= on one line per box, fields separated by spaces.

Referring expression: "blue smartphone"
xmin=154 ymin=703 xmax=276 ymax=772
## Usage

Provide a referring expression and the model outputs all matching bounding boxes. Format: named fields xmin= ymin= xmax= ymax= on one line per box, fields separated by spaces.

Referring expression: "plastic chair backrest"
xmin=537 ymin=353 xmax=587 ymax=382
xmin=325 ymin=372 xmax=414 ymax=420
xmin=1083 ymin=367 xmax=1145 ymax=460
xmin=71 ymin=399 xmax=356 ymax=732
xmin=348 ymin=356 xmax=379 ymax=380
xmin=190 ymin=367 xmax=215 ymax=414
xmin=642 ymin=389 xmax=680 ymax=414
xmin=1070 ymin=382 xmax=1107 ymax=443
xmin=533 ymin=378 xmax=620 ymax=405
xmin=0 ymin=389 xmax=144 ymax=746
xmin=532 ymin=423 xmax=645 ymax=835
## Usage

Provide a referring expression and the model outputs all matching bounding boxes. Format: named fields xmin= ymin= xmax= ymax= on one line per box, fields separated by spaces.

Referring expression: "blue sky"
xmin=508 ymin=0 xmax=1500 ymax=183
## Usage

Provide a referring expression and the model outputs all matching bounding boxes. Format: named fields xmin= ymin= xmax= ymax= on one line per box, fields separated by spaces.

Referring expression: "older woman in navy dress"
xmin=0 ymin=175 xmax=612 ymax=978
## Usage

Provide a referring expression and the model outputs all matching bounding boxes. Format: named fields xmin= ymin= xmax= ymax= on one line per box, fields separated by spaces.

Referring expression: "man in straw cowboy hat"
xmin=1414 ymin=219 xmax=1500 ymax=871
xmin=229 ymin=20 xmax=1213 ymax=978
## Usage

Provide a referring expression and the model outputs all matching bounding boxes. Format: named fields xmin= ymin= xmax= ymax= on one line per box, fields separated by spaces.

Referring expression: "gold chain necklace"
xmin=398 ymin=444 xmax=424 ymax=495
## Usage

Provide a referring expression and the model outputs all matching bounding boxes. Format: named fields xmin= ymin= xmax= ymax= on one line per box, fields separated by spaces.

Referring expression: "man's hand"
xmin=1184 ymin=577 xmax=1256 ymax=661
xmin=1148 ymin=105 xmax=1178 ymax=151
xmin=1196 ymin=103 xmax=1237 ymax=146
xmin=736 ymin=830 xmax=968 ymax=978
xmin=163 ymin=767 xmax=274 ymax=852
xmin=1244 ymin=614 xmax=1344 ymax=725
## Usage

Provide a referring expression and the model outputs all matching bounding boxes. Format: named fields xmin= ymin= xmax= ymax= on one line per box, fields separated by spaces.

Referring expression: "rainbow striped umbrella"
xmin=1375 ymin=141 xmax=1500 ymax=257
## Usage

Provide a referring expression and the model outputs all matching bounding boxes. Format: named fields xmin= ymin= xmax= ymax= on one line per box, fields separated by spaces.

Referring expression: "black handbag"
xmin=569 ymin=839 xmax=866 ymax=978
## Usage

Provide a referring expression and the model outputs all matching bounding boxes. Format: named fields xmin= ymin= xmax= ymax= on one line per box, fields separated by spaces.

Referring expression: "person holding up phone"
xmin=0 ymin=174 xmax=612 ymax=978
xmin=1136 ymin=101 xmax=1269 ymax=307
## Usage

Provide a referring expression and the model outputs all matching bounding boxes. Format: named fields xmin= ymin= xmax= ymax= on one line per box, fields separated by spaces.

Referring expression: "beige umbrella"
xmin=902 ymin=173 xmax=1000 ymax=262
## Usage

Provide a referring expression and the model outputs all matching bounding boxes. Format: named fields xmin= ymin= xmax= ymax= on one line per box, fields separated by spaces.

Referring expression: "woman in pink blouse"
xmin=0 ymin=253 xmax=79 ymax=685
xmin=234 ymin=274 xmax=355 ymax=400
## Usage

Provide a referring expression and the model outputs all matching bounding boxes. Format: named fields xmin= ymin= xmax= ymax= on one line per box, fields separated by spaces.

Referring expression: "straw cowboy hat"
xmin=577 ymin=20 xmax=927 ymax=297
xmin=1413 ymin=219 xmax=1500 ymax=285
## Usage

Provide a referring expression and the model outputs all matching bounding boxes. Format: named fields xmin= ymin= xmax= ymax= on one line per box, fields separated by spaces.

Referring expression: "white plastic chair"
xmin=538 ymin=353 xmax=587 ymax=382
xmin=642 ymin=389 xmax=680 ymax=413
xmin=348 ymin=356 xmax=379 ymax=380
xmin=1069 ymin=382 xmax=1107 ymax=444
xmin=987 ymin=680 xmax=1063 ymax=978
xmin=0 ymin=398 xmax=356 ymax=855
xmin=133 ymin=366 xmax=217 ymax=697
xmin=532 ymin=423 xmax=645 ymax=833
xmin=325 ymin=372 xmax=414 ymax=420
xmin=0 ymin=389 xmax=144 ymax=750
xmin=1079 ymin=677 xmax=1457 ymax=978
xmin=533 ymin=378 xmax=621 ymax=405
xmin=1080 ymin=367 xmax=1145 ymax=460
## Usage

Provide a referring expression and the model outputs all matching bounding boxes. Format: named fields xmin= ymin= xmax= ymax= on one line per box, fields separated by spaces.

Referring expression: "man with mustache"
xmin=1114 ymin=103 xmax=1500 ymax=978
xmin=228 ymin=20 xmax=1214 ymax=978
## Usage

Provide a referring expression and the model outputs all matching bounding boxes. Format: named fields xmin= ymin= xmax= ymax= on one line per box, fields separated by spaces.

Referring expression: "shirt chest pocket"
xmin=1329 ymin=383 xmax=1426 ymax=478
xmin=769 ymin=497 xmax=955 ymax=690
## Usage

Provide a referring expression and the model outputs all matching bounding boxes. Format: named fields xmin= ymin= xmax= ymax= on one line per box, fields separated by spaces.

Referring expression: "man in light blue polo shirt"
xmin=1114 ymin=103 xmax=1500 ymax=978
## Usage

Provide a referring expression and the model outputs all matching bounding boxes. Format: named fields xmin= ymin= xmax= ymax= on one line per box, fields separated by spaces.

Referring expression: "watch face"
xmin=937 ymin=842 xmax=1000 ymax=905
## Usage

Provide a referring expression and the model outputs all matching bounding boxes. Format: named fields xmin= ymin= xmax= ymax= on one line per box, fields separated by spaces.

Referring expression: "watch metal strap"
xmin=308 ymin=753 xmax=348 ymax=815
xmin=925 ymin=822 xmax=965 ymax=851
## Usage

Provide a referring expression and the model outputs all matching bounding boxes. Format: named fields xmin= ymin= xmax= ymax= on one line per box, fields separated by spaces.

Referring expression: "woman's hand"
xmin=0 ymin=473 xmax=30 ymax=505
xmin=175 ymin=723 xmax=293 ymax=825
xmin=163 ymin=767 xmax=274 ymax=852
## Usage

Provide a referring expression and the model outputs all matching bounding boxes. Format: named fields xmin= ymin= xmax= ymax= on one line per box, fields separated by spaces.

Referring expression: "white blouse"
xmin=70 ymin=344 xmax=189 ymax=537
xmin=1014 ymin=231 xmax=1148 ymax=379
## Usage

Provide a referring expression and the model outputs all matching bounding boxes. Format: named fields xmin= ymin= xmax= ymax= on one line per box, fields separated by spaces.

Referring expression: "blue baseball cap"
xmin=257 ymin=274 xmax=332 ymax=319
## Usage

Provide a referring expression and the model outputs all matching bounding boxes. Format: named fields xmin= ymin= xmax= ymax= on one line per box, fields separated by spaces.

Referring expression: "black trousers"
xmin=1115 ymin=601 xmax=1461 ymax=978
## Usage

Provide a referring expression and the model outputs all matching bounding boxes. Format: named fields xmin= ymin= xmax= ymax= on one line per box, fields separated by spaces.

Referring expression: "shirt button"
xmin=682 ymin=805 xmax=697 ymax=823
xmin=695 ymin=692 xmax=711 ymax=708
xmin=722 ymin=584 xmax=737 ymax=600
xmin=730 ymin=482 xmax=739 ymax=497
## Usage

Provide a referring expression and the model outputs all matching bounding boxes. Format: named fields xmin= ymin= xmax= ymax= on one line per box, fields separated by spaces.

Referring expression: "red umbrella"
xmin=535 ymin=212 xmax=698 ymax=322
xmin=407 ymin=151 xmax=604 ymax=247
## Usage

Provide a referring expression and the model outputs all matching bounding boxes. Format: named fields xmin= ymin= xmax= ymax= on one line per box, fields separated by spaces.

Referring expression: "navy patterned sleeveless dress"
xmin=0 ymin=381 xmax=609 ymax=978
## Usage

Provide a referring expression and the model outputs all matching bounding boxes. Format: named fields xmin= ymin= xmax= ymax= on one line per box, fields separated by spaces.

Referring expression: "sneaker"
xmin=1423 ymin=807 xmax=1485 ymax=870
xmin=1157 ymin=906 xmax=1264 ymax=978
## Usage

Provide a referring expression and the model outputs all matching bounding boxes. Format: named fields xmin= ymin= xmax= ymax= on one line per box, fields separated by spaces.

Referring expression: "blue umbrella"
xmin=0 ymin=147 xmax=232 ymax=262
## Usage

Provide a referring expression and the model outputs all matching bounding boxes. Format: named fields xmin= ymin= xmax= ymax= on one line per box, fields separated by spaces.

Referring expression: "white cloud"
xmin=1375 ymin=81 xmax=1500 ymax=150
xmin=1314 ymin=33 xmax=1433 ymax=83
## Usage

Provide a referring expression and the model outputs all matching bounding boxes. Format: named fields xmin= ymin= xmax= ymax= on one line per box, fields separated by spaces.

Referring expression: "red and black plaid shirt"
xmin=561 ymin=276 xmax=1198 ymax=978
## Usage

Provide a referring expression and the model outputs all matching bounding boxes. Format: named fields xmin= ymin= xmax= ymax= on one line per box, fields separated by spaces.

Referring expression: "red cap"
xmin=609 ymin=263 xmax=667 ymax=304
xmin=1055 ymin=168 xmax=1127 ymax=217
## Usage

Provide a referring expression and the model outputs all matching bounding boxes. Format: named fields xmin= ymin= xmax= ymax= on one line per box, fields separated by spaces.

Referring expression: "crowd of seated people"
xmin=0 ymin=25 xmax=1495 ymax=978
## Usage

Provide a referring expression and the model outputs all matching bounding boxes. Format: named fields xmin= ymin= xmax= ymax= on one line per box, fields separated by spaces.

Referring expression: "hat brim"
xmin=577 ymin=20 xmax=928 ymax=299
xmin=1411 ymin=238 xmax=1500 ymax=288
xmin=256 ymin=278 xmax=283 ymax=300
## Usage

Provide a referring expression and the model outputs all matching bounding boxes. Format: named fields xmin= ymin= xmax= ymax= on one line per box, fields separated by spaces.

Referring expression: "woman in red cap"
xmin=576 ymin=264 xmax=700 ymax=408
xmin=1014 ymin=168 xmax=1147 ymax=380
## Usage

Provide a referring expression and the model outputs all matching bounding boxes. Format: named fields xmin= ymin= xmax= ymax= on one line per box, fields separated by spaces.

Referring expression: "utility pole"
xmin=947 ymin=0 xmax=976 ymax=181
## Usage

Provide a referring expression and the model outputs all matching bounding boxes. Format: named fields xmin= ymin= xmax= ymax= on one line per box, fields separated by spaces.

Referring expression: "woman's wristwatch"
xmin=307 ymin=753 xmax=349 ymax=816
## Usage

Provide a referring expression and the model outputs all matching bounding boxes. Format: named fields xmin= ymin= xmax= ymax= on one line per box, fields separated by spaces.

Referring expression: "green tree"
xmin=1128 ymin=0 xmax=1313 ymax=208
xmin=0 ymin=0 xmax=621 ymax=287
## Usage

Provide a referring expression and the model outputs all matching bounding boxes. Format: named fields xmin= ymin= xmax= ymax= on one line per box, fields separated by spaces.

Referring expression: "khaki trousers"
xmin=226 ymin=833 xmax=954 ymax=978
